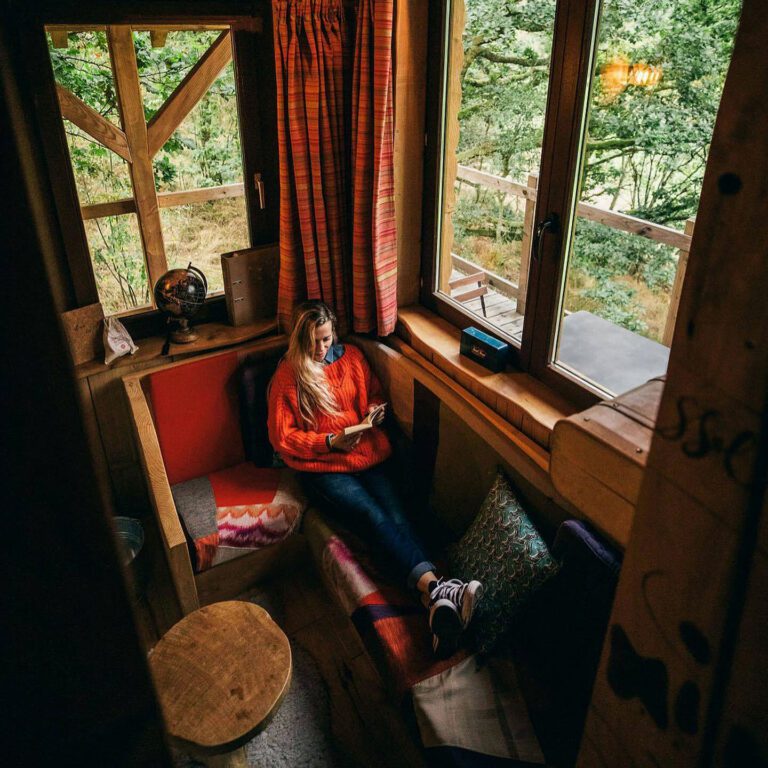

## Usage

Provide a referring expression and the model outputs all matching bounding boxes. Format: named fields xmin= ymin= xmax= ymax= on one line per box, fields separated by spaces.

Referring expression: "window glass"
xmin=552 ymin=0 xmax=740 ymax=395
xmin=161 ymin=198 xmax=249 ymax=294
xmin=47 ymin=26 xmax=250 ymax=314
xmin=436 ymin=0 xmax=557 ymax=343
xmin=83 ymin=214 xmax=150 ymax=314
xmin=48 ymin=31 xmax=134 ymax=204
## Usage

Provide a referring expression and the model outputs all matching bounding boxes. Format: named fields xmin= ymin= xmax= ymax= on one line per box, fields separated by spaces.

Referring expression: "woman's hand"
xmin=367 ymin=403 xmax=387 ymax=425
xmin=330 ymin=432 xmax=362 ymax=452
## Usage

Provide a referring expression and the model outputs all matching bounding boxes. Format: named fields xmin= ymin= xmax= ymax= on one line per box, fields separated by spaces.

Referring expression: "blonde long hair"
xmin=286 ymin=301 xmax=342 ymax=427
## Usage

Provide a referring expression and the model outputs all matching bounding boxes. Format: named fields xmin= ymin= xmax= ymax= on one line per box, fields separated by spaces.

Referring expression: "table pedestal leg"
xmin=203 ymin=746 xmax=248 ymax=768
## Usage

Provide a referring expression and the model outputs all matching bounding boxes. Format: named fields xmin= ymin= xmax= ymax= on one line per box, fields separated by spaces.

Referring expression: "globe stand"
xmin=169 ymin=317 xmax=198 ymax=344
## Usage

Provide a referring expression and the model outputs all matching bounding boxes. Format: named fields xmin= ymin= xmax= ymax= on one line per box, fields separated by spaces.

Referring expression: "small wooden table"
xmin=149 ymin=601 xmax=292 ymax=767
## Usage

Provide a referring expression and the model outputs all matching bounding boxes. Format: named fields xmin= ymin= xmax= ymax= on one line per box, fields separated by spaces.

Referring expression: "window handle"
xmin=254 ymin=172 xmax=266 ymax=209
xmin=532 ymin=214 xmax=560 ymax=262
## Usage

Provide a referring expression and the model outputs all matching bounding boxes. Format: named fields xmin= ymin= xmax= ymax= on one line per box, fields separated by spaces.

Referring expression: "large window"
xmin=426 ymin=0 xmax=741 ymax=400
xmin=47 ymin=25 xmax=250 ymax=315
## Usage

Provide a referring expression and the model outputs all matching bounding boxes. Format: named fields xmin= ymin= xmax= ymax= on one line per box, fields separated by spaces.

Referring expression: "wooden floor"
xmin=239 ymin=563 xmax=426 ymax=768
xmin=450 ymin=279 xmax=524 ymax=341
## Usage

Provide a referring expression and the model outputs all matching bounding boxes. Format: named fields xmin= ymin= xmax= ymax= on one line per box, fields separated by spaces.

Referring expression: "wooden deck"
xmin=450 ymin=275 xmax=524 ymax=341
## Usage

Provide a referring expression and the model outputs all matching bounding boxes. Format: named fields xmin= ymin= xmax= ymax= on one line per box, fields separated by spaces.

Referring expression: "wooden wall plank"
xmin=108 ymin=25 xmax=166 ymax=288
xmin=579 ymin=1 xmax=768 ymax=763
xmin=1 ymin=14 xmax=169 ymax=758
xmin=146 ymin=30 xmax=232 ymax=158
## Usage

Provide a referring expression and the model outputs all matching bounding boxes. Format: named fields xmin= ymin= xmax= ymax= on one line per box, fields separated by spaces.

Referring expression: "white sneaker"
xmin=430 ymin=578 xmax=483 ymax=628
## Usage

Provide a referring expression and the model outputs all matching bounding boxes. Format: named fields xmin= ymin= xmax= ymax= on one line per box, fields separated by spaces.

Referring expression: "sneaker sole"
xmin=431 ymin=599 xmax=463 ymax=659
xmin=461 ymin=581 xmax=484 ymax=628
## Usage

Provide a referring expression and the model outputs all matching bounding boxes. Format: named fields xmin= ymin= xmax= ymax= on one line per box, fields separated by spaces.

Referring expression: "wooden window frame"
xmin=21 ymin=1 xmax=277 ymax=336
xmin=421 ymin=0 xmax=617 ymax=410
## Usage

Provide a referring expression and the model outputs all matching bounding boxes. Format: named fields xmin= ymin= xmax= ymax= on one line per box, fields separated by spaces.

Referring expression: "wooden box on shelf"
xmin=221 ymin=243 xmax=279 ymax=327
xmin=61 ymin=302 xmax=104 ymax=365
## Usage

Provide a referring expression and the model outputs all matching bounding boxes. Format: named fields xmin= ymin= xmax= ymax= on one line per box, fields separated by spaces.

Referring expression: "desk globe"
xmin=154 ymin=263 xmax=208 ymax=344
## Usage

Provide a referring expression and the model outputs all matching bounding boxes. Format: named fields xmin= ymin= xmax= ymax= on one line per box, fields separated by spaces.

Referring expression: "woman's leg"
xmin=300 ymin=470 xmax=436 ymax=590
xmin=359 ymin=464 xmax=484 ymax=637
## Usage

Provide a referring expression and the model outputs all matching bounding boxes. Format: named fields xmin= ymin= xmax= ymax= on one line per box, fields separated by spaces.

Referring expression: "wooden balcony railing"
xmin=454 ymin=164 xmax=694 ymax=346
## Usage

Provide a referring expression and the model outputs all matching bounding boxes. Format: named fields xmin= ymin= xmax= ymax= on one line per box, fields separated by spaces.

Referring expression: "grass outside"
xmin=87 ymin=197 xmax=249 ymax=315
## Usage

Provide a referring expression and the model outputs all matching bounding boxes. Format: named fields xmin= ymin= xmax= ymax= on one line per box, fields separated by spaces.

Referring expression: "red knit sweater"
xmin=267 ymin=344 xmax=392 ymax=472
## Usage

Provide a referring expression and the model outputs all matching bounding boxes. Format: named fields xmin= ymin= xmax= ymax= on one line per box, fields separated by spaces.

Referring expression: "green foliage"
xmin=579 ymin=280 xmax=648 ymax=334
xmin=572 ymin=221 xmax=676 ymax=290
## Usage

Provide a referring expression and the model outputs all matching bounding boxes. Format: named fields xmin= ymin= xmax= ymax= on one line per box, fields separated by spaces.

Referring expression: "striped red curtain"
xmin=273 ymin=0 xmax=397 ymax=336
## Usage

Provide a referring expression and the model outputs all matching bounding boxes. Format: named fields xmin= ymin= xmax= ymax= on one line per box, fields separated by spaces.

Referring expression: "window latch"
xmin=532 ymin=213 xmax=560 ymax=262
xmin=254 ymin=172 xmax=266 ymax=210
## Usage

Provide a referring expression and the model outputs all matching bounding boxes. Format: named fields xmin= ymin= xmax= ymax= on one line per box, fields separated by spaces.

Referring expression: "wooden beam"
xmin=150 ymin=31 xmax=168 ymax=48
xmin=108 ymin=25 xmax=166 ymax=288
xmin=457 ymin=164 xmax=692 ymax=251
xmin=46 ymin=24 xmax=231 ymax=33
xmin=56 ymin=83 xmax=132 ymax=163
xmin=662 ymin=217 xmax=695 ymax=346
xmin=123 ymin=375 xmax=199 ymax=617
xmin=50 ymin=30 xmax=69 ymax=48
xmin=80 ymin=181 xmax=245 ymax=220
xmin=580 ymin=1 xmax=768 ymax=763
xmin=146 ymin=30 xmax=232 ymax=158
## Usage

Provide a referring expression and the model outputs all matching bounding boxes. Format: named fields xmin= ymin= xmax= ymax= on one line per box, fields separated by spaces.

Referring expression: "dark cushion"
xmin=448 ymin=471 xmax=560 ymax=653
xmin=509 ymin=520 xmax=622 ymax=767
xmin=239 ymin=352 xmax=282 ymax=466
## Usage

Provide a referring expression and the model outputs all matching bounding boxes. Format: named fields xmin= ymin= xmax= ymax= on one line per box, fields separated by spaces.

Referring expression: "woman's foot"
xmin=427 ymin=578 xmax=484 ymax=657
xmin=430 ymin=578 xmax=484 ymax=628
xmin=428 ymin=593 xmax=463 ymax=658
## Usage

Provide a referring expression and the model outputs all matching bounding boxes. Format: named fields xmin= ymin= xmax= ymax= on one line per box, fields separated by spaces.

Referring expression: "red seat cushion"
xmin=148 ymin=352 xmax=245 ymax=485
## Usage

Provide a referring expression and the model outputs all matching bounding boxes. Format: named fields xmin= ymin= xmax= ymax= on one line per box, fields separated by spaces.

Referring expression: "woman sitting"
xmin=268 ymin=301 xmax=482 ymax=657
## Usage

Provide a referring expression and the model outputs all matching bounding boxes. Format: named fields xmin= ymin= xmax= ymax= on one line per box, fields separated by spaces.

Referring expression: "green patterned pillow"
xmin=448 ymin=471 xmax=560 ymax=653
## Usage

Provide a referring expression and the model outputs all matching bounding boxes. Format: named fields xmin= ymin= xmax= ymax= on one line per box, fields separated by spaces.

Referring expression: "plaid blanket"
xmin=304 ymin=511 xmax=544 ymax=766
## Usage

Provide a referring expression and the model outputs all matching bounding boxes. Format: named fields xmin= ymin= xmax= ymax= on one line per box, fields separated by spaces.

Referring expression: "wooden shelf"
xmin=396 ymin=305 xmax=575 ymax=450
xmin=74 ymin=317 xmax=277 ymax=379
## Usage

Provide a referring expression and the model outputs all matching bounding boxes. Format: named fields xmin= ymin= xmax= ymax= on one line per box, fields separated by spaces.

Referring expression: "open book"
xmin=341 ymin=403 xmax=386 ymax=437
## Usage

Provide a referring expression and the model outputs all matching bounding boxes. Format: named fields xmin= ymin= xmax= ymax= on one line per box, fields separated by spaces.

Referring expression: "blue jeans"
xmin=300 ymin=462 xmax=435 ymax=590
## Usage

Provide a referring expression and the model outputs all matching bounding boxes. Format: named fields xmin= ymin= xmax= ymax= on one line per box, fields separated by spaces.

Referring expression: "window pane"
xmin=553 ymin=0 xmax=740 ymax=395
xmin=83 ymin=215 xmax=151 ymax=315
xmin=436 ymin=0 xmax=556 ymax=343
xmin=161 ymin=198 xmax=249 ymax=294
xmin=48 ymin=31 xmax=134 ymax=204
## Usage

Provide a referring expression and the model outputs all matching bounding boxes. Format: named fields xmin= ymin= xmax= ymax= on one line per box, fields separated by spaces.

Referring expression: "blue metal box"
xmin=460 ymin=326 xmax=511 ymax=372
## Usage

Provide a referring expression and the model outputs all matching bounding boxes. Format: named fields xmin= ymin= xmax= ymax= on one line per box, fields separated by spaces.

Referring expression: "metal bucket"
xmin=113 ymin=516 xmax=147 ymax=600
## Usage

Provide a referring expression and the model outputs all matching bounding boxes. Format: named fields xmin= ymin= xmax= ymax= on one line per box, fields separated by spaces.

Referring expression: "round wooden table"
xmin=149 ymin=601 xmax=292 ymax=768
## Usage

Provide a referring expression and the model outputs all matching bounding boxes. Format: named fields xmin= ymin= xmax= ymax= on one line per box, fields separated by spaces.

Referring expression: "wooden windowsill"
xmin=74 ymin=316 xmax=277 ymax=379
xmin=396 ymin=305 xmax=577 ymax=450
xmin=396 ymin=305 xmax=660 ymax=549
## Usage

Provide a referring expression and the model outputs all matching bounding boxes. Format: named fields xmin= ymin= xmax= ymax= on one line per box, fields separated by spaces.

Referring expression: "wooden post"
xmin=107 ymin=25 xmax=167 ymax=294
xmin=150 ymin=31 xmax=168 ymax=48
xmin=579 ymin=1 xmax=768 ymax=764
xmin=50 ymin=30 xmax=69 ymax=48
xmin=517 ymin=173 xmax=538 ymax=315
xmin=662 ymin=217 xmax=695 ymax=346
